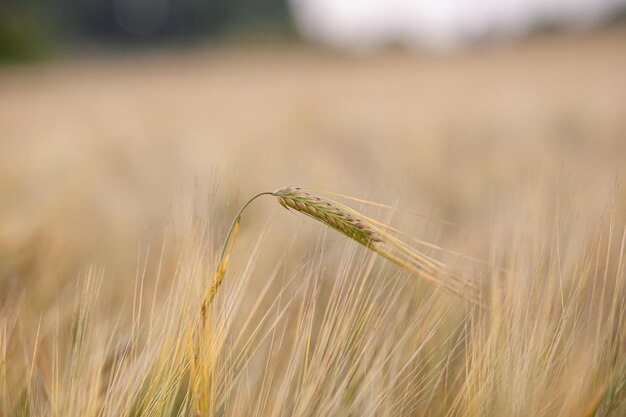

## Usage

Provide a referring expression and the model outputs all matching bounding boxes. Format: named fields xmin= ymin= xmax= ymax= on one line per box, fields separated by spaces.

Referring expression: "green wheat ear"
xmin=273 ymin=186 xmax=383 ymax=246
xmin=209 ymin=186 xmax=484 ymax=309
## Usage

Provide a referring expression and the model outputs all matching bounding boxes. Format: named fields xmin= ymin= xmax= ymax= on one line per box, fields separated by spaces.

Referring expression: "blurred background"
xmin=1 ymin=0 xmax=626 ymax=317
xmin=2 ymin=0 xmax=626 ymax=59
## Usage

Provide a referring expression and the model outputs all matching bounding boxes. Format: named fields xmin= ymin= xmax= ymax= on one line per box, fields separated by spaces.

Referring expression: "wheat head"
xmin=273 ymin=186 xmax=484 ymax=307
xmin=274 ymin=186 xmax=383 ymax=246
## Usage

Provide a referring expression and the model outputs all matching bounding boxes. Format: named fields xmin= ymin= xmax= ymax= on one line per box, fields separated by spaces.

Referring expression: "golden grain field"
xmin=1 ymin=27 xmax=626 ymax=416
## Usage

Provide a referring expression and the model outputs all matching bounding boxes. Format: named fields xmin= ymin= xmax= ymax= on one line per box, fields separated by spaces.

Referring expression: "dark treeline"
xmin=1 ymin=0 xmax=293 ymax=62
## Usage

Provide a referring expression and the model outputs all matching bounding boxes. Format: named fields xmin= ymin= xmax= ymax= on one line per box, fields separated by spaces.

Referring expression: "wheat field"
xmin=1 ymin=27 xmax=626 ymax=416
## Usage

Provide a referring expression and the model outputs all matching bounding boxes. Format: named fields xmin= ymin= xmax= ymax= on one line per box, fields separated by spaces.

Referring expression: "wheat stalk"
xmin=206 ymin=186 xmax=484 ymax=313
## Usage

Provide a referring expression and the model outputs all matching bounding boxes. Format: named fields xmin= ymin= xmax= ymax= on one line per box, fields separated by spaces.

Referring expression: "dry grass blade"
xmin=273 ymin=186 xmax=484 ymax=307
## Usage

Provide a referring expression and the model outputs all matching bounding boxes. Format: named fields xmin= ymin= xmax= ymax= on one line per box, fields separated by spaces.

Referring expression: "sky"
xmin=290 ymin=0 xmax=626 ymax=51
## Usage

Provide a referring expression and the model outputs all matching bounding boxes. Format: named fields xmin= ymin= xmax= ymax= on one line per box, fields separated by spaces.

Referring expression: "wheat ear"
xmin=273 ymin=186 xmax=484 ymax=307
xmin=274 ymin=186 xmax=383 ymax=246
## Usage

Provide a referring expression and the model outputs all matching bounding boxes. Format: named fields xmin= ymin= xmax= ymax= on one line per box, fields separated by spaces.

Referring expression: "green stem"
xmin=217 ymin=191 xmax=275 ymax=268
